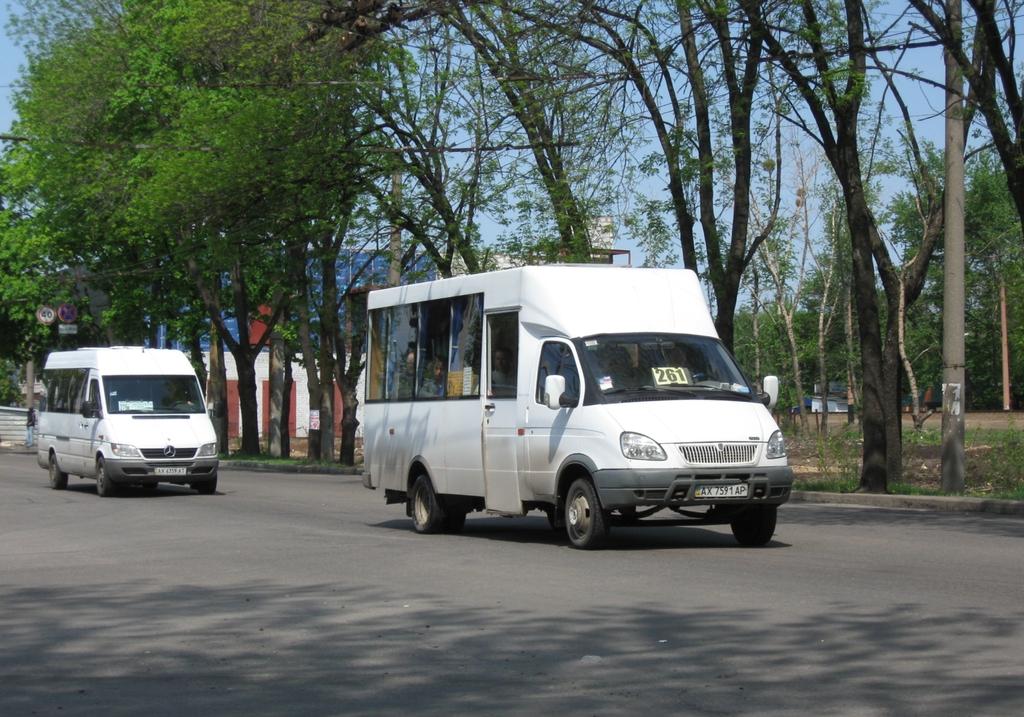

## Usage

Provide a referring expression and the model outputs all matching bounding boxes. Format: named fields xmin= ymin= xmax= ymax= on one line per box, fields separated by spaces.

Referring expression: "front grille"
xmin=680 ymin=443 xmax=757 ymax=465
xmin=141 ymin=447 xmax=197 ymax=459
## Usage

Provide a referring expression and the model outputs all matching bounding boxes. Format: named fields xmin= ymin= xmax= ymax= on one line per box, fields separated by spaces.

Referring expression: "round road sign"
xmin=57 ymin=303 xmax=78 ymax=323
xmin=36 ymin=305 xmax=56 ymax=325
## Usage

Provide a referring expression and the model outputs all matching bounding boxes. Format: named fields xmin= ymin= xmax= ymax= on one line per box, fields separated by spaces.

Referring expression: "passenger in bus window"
xmin=420 ymin=357 xmax=446 ymax=398
xmin=491 ymin=348 xmax=516 ymax=397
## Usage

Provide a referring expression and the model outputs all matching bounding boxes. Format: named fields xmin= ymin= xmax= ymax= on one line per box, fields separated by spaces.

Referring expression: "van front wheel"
xmin=410 ymin=475 xmax=444 ymax=534
xmin=193 ymin=474 xmax=218 ymax=495
xmin=48 ymin=453 xmax=68 ymax=490
xmin=565 ymin=478 xmax=609 ymax=549
xmin=730 ymin=505 xmax=777 ymax=546
xmin=95 ymin=457 xmax=118 ymax=497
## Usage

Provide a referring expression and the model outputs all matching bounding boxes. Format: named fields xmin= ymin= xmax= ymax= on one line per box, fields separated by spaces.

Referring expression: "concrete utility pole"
xmin=24 ymin=360 xmax=34 ymax=409
xmin=941 ymin=0 xmax=966 ymax=492
xmin=1001 ymin=279 xmax=1011 ymax=410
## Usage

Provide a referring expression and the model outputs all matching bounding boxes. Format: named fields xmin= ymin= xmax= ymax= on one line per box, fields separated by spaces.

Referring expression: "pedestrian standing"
xmin=25 ymin=406 xmax=36 ymax=448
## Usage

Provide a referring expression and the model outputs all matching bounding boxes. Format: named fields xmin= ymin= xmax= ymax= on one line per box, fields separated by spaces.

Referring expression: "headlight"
xmin=110 ymin=442 xmax=142 ymax=458
xmin=766 ymin=430 xmax=786 ymax=459
xmin=197 ymin=442 xmax=217 ymax=457
xmin=621 ymin=432 xmax=667 ymax=461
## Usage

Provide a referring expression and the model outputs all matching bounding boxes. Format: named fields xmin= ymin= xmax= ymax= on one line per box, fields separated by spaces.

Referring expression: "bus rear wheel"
xmin=410 ymin=475 xmax=444 ymax=534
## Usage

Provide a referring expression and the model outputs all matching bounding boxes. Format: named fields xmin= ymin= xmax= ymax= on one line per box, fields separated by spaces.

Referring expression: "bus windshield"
xmin=577 ymin=333 xmax=754 ymax=402
xmin=104 ymin=375 xmax=206 ymax=415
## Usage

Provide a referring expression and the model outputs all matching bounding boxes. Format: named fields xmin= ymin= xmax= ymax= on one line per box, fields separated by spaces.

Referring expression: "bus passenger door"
xmin=482 ymin=312 xmax=522 ymax=513
xmin=81 ymin=376 xmax=103 ymax=475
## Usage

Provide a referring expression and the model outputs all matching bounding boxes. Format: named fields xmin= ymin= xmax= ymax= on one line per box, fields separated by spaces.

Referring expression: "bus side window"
xmin=487 ymin=313 xmax=518 ymax=398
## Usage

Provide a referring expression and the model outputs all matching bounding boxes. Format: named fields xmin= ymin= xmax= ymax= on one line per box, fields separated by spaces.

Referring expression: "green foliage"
xmin=0 ymin=360 xmax=23 ymax=405
xmin=814 ymin=425 xmax=862 ymax=483
xmin=967 ymin=427 xmax=1024 ymax=496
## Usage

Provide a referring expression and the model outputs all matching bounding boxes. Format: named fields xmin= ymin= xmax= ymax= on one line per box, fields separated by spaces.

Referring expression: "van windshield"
xmin=104 ymin=375 xmax=206 ymax=415
xmin=578 ymin=333 xmax=754 ymax=402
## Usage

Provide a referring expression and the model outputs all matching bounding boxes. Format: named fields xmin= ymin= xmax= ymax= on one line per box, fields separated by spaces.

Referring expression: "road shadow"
xmin=374 ymin=514 xmax=791 ymax=551
xmin=0 ymin=580 xmax=1020 ymax=716
xmin=784 ymin=502 xmax=1024 ymax=539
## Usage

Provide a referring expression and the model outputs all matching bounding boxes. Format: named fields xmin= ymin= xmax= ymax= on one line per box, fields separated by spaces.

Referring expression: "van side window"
xmin=390 ymin=305 xmax=417 ymax=401
xmin=416 ymin=300 xmax=450 ymax=399
xmin=536 ymin=342 xmax=580 ymax=404
xmin=367 ymin=293 xmax=484 ymax=403
xmin=448 ymin=295 xmax=482 ymax=398
xmin=88 ymin=379 xmax=101 ymax=411
xmin=367 ymin=309 xmax=387 ymax=401
xmin=487 ymin=313 xmax=518 ymax=399
xmin=66 ymin=369 xmax=88 ymax=415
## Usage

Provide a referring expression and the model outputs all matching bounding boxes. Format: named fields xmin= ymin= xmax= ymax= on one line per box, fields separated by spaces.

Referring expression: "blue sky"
xmin=1 ymin=2 xmax=25 ymax=133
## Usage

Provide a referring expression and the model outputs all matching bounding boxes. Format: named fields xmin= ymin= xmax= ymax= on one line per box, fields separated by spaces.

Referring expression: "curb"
xmin=218 ymin=460 xmax=361 ymax=476
xmin=791 ymin=490 xmax=1024 ymax=516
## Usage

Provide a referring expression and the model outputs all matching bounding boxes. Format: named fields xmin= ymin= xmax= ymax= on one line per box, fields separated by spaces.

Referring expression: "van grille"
xmin=141 ymin=447 xmax=197 ymax=459
xmin=680 ymin=443 xmax=756 ymax=465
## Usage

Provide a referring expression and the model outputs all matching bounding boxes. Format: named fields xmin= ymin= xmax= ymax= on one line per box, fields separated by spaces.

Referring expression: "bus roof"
xmin=367 ymin=265 xmax=718 ymax=339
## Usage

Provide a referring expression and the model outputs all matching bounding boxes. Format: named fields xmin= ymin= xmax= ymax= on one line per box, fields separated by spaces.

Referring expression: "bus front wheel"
xmin=565 ymin=477 xmax=609 ymax=549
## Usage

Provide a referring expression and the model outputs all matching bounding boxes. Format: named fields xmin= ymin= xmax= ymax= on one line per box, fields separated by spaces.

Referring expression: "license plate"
xmin=154 ymin=466 xmax=187 ymax=476
xmin=694 ymin=483 xmax=748 ymax=499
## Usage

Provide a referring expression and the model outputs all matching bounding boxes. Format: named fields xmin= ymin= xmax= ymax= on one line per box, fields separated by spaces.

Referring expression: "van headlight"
xmin=197 ymin=442 xmax=217 ymax=457
xmin=621 ymin=432 xmax=667 ymax=461
xmin=110 ymin=443 xmax=142 ymax=458
xmin=766 ymin=430 xmax=786 ymax=459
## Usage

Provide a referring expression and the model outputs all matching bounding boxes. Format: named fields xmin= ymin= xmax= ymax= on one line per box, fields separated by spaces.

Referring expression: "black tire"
xmin=730 ymin=505 xmax=778 ymax=546
xmin=543 ymin=505 xmax=563 ymax=531
xmin=617 ymin=506 xmax=640 ymax=525
xmin=565 ymin=477 xmax=609 ymax=549
xmin=48 ymin=452 xmax=68 ymax=490
xmin=410 ymin=474 xmax=445 ymax=534
xmin=193 ymin=474 xmax=218 ymax=495
xmin=95 ymin=457 xmax=118 ymax=497
xmin=442 ymin=509 xmax=467 ymax=533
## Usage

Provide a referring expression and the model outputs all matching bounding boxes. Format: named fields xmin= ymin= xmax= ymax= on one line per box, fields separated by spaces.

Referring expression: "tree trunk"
xmin=318 ymin=255 xmax=338 ymax=462
xmin=208 ymin=324 xmax=229 ymax=454
xmin=782 ymin=311 xmax=807 ymax=432
xmin=336 ymin=293 xmax=367 ymax=466
xmin=234 ymin=352 xmax=261 ymax=455
xmin=268 ymin=332 xmax=285 ymax=457
xmin=844 ymin=284 xmax=860 ymax=414
xmin=818 ymin=315 xmax=829 ymax=438
xmin=282 ymin=355 xmax=292 ymax=459
xmin=844 ymin=184 xmax=887 ymax=493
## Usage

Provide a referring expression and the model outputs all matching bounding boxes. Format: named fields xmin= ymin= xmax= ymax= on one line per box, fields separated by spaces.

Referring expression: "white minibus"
xmin=36 ymin=347 xmax=219 ymax=496
xmin=362 ymin=266 xmax=794 ymax=548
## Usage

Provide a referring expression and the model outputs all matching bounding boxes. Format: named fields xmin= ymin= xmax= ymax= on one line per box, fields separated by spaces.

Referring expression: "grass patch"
xmin=788 ymin=423 xmax=1024 ymax=500
xmin=222 ymin=452 xmax=357 ymax=468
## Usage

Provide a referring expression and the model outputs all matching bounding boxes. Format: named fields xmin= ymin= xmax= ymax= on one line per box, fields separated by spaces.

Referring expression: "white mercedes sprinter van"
xmin=36 ymin=347 xmax=219 ymax=496
xmin=362 ymin=266 xmax=794 ymax=549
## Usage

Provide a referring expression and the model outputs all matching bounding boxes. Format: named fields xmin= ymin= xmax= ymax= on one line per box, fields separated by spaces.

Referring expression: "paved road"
xmin=1 ymin=452 xmax=1022 ymax=716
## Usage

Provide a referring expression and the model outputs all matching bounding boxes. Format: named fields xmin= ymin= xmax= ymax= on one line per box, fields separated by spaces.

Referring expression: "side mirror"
xmin=761 ymin=375 xmax=779 ymax=410
xmin=81 ymin=400 xmax=101 ymax=419
xmin=544 ymin=375 xmax=568 ymax=410
xmin=208 ymin=403 xmax=222 ymax=419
